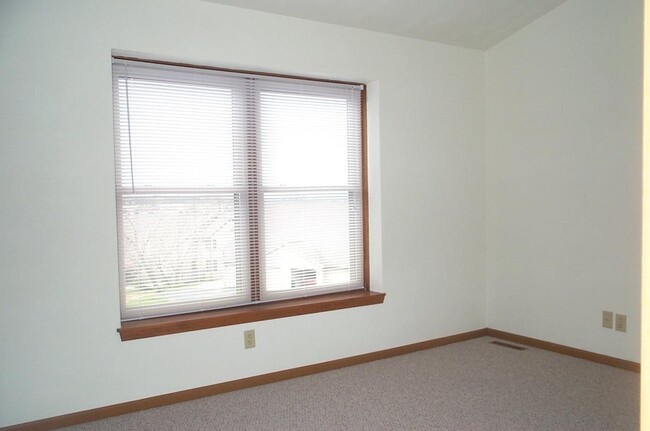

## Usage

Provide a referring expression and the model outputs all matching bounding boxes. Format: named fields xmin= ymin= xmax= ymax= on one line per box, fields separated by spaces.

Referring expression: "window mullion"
xmin=246 ymin=78 xmax=263 ymax=302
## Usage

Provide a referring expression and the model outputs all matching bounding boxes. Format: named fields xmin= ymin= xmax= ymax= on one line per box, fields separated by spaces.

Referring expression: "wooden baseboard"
xmin=5 ymin=328 xmax=639 ymax=430
xmin=2 ymin=328 xmax=488 ymax=431
xmin=486 ymin=328 xmax=640 ymax=373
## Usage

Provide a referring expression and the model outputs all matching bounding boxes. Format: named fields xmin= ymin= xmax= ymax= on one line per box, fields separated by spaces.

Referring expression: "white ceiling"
xmin=203 ymin=0 xmax=569 ymax=50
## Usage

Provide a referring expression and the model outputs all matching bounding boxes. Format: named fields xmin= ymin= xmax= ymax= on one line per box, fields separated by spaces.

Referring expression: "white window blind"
xmin=112 ymin=58 xmax=365 ymax=320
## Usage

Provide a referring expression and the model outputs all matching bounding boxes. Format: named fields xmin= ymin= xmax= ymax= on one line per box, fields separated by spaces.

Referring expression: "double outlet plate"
xmin=602 ymin=311 xmax=626 ymax=332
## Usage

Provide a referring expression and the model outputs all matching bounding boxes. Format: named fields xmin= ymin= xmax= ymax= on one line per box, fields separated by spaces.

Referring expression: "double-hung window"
xmin=112 ymin=57 xmax=371 ymax=325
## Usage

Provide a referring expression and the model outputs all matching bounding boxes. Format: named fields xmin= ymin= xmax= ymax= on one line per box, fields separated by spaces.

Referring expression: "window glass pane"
xmin=262 ymin=191 xmax=363 ymax=294
xmin=260 ymin=91 xmax=350 ymax=187
xmin=117 ymin=78 xmax=237 ymax=189
xmin=119 ymin=194 xmax=247 ymax=318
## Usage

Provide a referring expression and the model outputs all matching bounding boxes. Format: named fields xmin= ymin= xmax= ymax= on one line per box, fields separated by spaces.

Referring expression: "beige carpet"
xmin=61 ymin=337 xmax=639 ymax=430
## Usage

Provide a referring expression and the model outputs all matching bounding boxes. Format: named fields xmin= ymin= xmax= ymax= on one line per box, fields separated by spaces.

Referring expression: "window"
xmin=112 ymin=57 xmax=372 ymax=324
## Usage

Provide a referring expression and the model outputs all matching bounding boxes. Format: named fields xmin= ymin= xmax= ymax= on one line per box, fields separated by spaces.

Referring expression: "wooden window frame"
xmin=114 ymin=57 xmax=382 ymax=341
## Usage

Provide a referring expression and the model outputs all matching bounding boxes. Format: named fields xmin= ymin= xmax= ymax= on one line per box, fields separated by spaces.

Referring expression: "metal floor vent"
xmin=489 ymin=340 xmax=527 ymax=351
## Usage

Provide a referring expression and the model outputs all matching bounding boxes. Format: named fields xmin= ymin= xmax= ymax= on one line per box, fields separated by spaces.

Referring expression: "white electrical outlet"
xmin=244 ymin=329 xmax=256 ymax=349
xmin=602 ymin=311 xmax=613 ymax=329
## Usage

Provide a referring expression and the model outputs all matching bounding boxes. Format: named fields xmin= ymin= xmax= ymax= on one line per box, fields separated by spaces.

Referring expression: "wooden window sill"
xmin=118 ymin=290 xmax=385 ymax=341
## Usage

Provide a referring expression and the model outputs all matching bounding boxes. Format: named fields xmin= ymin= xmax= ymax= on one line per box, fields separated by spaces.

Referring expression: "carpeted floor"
xmin=61 ymin=337 xmax=639 ymax=430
